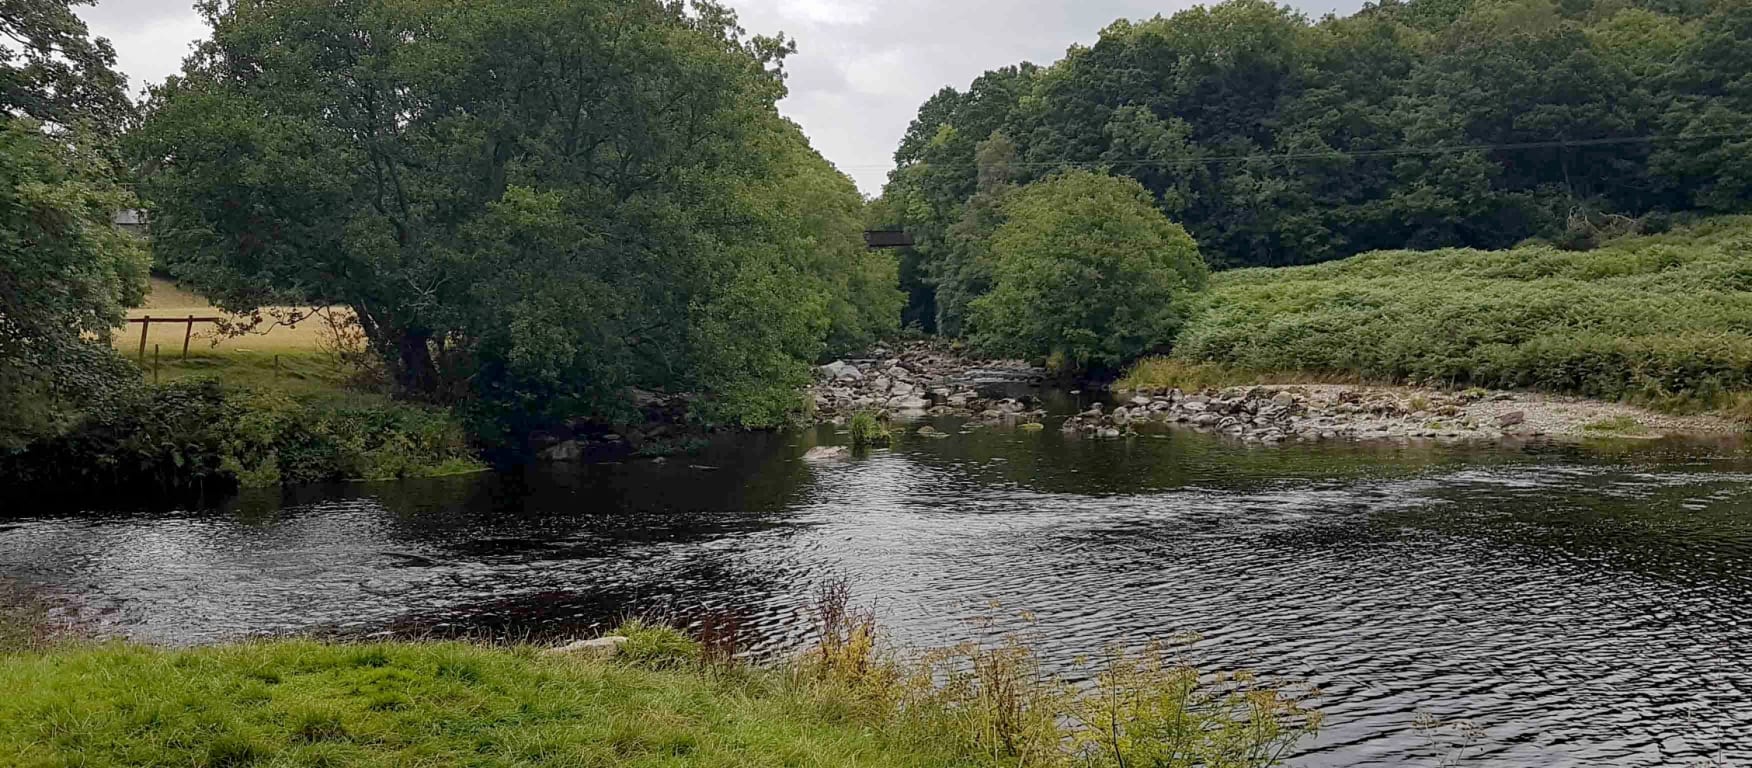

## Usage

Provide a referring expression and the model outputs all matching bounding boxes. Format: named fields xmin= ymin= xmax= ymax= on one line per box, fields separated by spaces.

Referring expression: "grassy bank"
xmin=1166 ymin=218 xmax=1752 ymax=414
xmin=0 ymin=598 xmax=1319 ymax=768
xmin=0 ymin=639 xmax=962 ymax=768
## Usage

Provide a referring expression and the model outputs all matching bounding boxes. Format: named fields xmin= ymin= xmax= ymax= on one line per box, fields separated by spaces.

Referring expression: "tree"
xmin=968 ymin=170 xmax=1208 ymax=371
xmin=1 ymin=0 xmax=134 ymax=131
xmin=0 ymin=1 xmax=145 ymax=449
xmin=137 ymin=0 xmax=888 ymax=437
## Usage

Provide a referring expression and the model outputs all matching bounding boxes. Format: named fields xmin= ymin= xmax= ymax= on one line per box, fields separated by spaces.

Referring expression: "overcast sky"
xmin=76 ymin=0 xmax=1361 ymax=195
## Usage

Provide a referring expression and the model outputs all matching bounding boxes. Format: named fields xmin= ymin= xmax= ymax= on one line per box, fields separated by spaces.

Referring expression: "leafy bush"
xmin=968 ymin=171 xmax=1208 ymax=371
xmin=848 ymin=411 xmax=893 ymax=448
xmin=1175 ymin=217 xmax=1752 ymax=409
xmin=0 ymin=380 xmax=481 ymax=496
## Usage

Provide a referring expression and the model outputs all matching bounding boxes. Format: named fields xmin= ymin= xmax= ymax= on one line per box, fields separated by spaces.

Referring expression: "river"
xmin=2 ymin=402 xmax=1750 ymax=767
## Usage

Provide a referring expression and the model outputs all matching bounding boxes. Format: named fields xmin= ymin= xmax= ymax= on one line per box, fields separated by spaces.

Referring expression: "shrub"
xmin=1175 ymin=217 xmax=1752 ymax=409
xmin=0 ymin=381 xmax=481 ymax=497
xmin=848 ymin=411 xmax=893 ymax=448
xmin=968 ymin=170 xmax=1208 ymax=372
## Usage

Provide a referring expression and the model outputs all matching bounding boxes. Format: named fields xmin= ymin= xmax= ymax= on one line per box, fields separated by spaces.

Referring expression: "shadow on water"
xmin=3 ymin=399 xmax=1752 ymax=767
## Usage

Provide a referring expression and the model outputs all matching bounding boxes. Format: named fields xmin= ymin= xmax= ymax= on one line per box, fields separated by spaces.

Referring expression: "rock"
xmin=1130 ymin=395 xmax=1154 ymax=406
xmin=539 ymin=440 xmax=585 ymax=462
xmin=1018 ymin=422 xmax=1045 ymax=432
xmin=835 ymin=365 xmax=864 ymax=382
xmin=819 ymin=361 xmax=848 ymax=378
xmin=545 ymin=636 xmax=628 ymax=658
xmin=802 ymin=446 xmax=851 ymax=462
xmin=892 ymin=396 xmax=931 ymax=411
xmin=917 ymin=425 xmax=938 ymax=436
xmin=1496 ymin=411 xmax=1527 ymax=428
xmin=1097 ymin=427 xmax=1122 ymax=439
xmin=1272 ymin=391 xmax=1296 ymax=407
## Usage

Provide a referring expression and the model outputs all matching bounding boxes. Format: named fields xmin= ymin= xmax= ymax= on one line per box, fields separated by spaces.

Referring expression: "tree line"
xmin=3 ymin=0 xmax=902 ymax=455
xmin=876 ymin=0 xmax=1752 ymax=336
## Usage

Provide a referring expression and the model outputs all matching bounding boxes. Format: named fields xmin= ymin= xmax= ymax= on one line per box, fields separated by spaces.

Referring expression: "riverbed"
xmin=2 ymin=407 xmax=1750 ymax=767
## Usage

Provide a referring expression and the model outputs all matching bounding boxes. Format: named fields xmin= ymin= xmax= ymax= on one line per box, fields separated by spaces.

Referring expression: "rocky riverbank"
xmin=812 ymin=341 xmax=1048 ymax=423
xmin=1076 ymin=383 xmax=1743 ymax=443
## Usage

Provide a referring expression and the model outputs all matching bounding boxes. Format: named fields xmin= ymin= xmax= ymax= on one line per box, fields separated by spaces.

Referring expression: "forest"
xmin=878 ymin=0 xmax=1752 ymax=336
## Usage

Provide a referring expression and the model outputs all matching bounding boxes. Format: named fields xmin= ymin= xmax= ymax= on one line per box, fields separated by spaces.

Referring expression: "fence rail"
xmin=126 ymin=315 xmax=224 ymax=360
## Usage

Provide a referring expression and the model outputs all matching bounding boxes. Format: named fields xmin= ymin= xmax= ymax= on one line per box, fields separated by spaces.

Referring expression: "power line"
xmin=835 ymin=130 xmax=1752 ymax=173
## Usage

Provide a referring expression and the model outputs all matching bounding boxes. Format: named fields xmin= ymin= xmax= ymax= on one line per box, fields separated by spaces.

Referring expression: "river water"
xmin=3 ymin=404 xmax=1751 ymax=767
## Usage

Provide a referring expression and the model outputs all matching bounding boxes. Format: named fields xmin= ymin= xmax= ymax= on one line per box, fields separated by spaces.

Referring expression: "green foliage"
xmin=1581 ymin=415 xmax=1649 ymax=434
xmin=967 ymin=171 xmax=1208 ymax=371
xmin=848 ymin=410 xmax=893 ymax=447
xmin=879 ymin=0 xmax=1752 ymax=327
xmin=136 ymin=0 xmax=895 ymax=439
xmin=1174 ymin=217 xmax=1752 ymax=407
xmin=0 ymin=122 xmax=145 ymax=449
xmin=0 ymin=0 xmax=135 ymax=131
xmin=0 ymin=380 xmax=480 ymax=495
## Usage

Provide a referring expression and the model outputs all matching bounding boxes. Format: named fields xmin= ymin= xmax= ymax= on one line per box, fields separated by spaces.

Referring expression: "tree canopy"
xmin=968 ymin=170 xmax=1208 ymax=371
xmin=0 ymin=0 xmax=145 ymax=449
xmin=879 ymin=0 xmax=1752 ymax=333
xmin=137 ymin=0 xmax=898 ymax=438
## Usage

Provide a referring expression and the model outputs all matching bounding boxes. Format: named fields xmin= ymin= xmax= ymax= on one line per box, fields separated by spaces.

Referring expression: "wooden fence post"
xmin=153 ymin=344 xmax=160 ymax=384
xmin=138 ymin=316 xmax=150 ymax=361
xmin=183 ymin=315 xmax=194 ymax=360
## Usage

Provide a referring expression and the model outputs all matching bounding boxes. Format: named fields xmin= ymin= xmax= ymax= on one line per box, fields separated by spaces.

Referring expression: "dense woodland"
xmin=878 ymin=0 xmax=1752 ymax=335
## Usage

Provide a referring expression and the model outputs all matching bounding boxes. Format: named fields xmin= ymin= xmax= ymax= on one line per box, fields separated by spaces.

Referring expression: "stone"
xmin=545 ymin=636 xmax=628 ymax=658
xmin=802 ymin=446 xmax=851 ymax=462
xmin=1018 ymin=422 xmax=1046 ymax=432
xmin=1098 ymin=427 xmax=1123 ymax=439
xmin=835 ymin=365 xmax=864 ymax=382
xmin=819 ymin=361 xmax=848 ymax=378
xmin=539 ymin=440 xmax=585 ymax=462
xmin=917 ymin=425 xmax=938 ymax=436
xmin=1130 ymin=395 xmax=1154 ymax=406
xmin=1496 ymin=411 xmax=1527 ymax=428
xmin=892 ymin=396 xmax=931 ymax=411
xmin=1272 ymin=391 xmax=1296 ymax=407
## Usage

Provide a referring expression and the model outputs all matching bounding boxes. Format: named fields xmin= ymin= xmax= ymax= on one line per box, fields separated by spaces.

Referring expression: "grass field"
xmin=0 ymin=640 xmax=975 ymax=768
xmin=1170 ymin=217 xmax=1752 ymax=414
xmin=0 ymin=618 xmax=1318 ymax=768
xmin=119 ymin=276 xmax=365 ymax=400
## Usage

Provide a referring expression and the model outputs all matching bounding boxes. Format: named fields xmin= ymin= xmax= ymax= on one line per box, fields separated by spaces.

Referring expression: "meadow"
xmin=1167 ymin=218 xmax=1752 ymax=414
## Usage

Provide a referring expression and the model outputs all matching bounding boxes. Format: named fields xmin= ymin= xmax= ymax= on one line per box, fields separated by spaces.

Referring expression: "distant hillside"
xmin=1173 ymin=218 xmax=1752 ymax=410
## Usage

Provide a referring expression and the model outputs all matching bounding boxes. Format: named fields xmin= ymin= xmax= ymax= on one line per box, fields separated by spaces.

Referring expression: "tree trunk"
xmin=394 ymin=328 xmax=442 ymax=398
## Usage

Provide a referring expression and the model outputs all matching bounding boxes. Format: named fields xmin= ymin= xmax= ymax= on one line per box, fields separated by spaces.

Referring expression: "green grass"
xmin=134 ymin=350 xmax=369 ymax=404
xmin=1114 ymin=357 xmax=1367 ymax=393
xmin=0 ymin=640 xmax=982 ymax=768
xmin=848 ymin=410 xmax=892 ymax=447
xmin=0 ymin=607 xmax=1319 ymax=768
xmin=1173 ymin=217 xmax=1752 ymax=415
